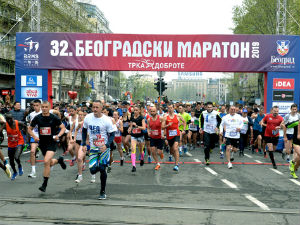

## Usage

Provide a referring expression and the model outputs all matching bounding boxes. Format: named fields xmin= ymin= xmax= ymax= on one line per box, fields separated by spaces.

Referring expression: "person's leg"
xmin=77 ymin=146 xmax=86 ymax=177
xmin=29 ymin=143 xmax=38 ymax=176
xmin=267 ymin=142 xmax=277 ymax=169
xmin=203 ymin=132 xmax=211 ymax=163
xmin=130 ymin=138 xmax=137 ymax=171
xmin=138 ymin=141 xmax=145 ymax=166
xmin=0 ymin=149 xmax=5 ymax=163
xmin=99 ymin=165 xmax=107 ymax=199
xmin=8 ymin=148 xmax=17 ymax=174
xmin=15 ymin=145 xmax=23 ymax=175
xmin=39 ymin=151 xmax=55 ymax=192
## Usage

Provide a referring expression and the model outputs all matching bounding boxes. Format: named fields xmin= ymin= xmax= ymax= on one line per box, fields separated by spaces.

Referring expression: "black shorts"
xmin=253 ymin=130 xmax=264 ymax=141
xmin=225 ymin=138 xmax=239 ymax=148
xmin=167 ymin=136 xmax=180 ymax=148
xmin=189 ymin=130 xmax=198 ymax=134
xmin=264 ymin=136 xmax=279 ymax=146
xmin=150 ymin=138 xmax=163 ymax=150
xmin=144 ymin=132 xmax=150 ymax=141
xmin=76 ymin=140 xmax=82 ymax=145
xmin=39 ymin=142 xmax=57 ymax=156
xmin=122 ymin=128 xmax=129 ymax=137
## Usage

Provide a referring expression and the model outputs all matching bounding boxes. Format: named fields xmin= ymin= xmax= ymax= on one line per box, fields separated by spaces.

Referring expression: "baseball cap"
xmin=122 ymin=101 xmax=129 ymax=105
xmin=242 ymin=108 xmax=248 ymax=113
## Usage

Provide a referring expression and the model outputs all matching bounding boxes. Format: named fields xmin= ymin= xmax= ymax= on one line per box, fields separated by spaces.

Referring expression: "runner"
xmin=148 ymin=106 xmax=164 ymax=170
xmin=239 ymin=108 xmax=253 ymax=156
xmin=262 ymin=106 xmax=286 ymax=169
xmin=199 ymin=102 xmax=222 ymax=165
xmin=28 ymin=101 xmax=67 ymax=192
xmin=283 ymin=104 xmax=300 ymax=162
xmin=220 ymin=105 xmax=244 ymax=169
xmin=67 ymin=106 xmax=79 ymax=167
xmin=0 ymin=114 xmax=25 ymax=180
xmin=289 ymin=117 xmax=300 ymax=179
xmin=162 ymin=103 xmax=186 ymax=171
xmin=113 ymin=111 xmax=124 ymax=166
xmin=188 ymin=110 xmax=198 ymax=151
xmin=81 ymin=100 xmax=115 ymax=199
xmin=218 ymin=105 xmax=227 ymax=159
xmin=128 ymin=105 xmax=146 ymax=172
xmin=178 ymin=105 xmax=192 ymax=156
xmin=121 ymin=102 xmax=131 ymax=156
xmin=252 ymin=108 xmax=265 ymax=155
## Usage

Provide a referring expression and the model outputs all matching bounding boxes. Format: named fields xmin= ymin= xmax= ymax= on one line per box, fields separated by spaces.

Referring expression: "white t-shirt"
xmin=284 ymin=113 xmax=300 ymax=135
xmin=220 ymin=114 xmax=244 ymax=139
xmin=240 ymin=116 xmax=249 ymax=134
xmin=189 ymin=117 xmax=198 ymax=131
xmin=83 ymin=113 xmax=115 ymax=149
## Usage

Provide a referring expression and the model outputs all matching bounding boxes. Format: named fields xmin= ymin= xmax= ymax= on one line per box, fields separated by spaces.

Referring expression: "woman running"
xmin=122 ymin=107 xmax=131 ymax=156
xmin=113 ymin=111 xmax=124 ymax=166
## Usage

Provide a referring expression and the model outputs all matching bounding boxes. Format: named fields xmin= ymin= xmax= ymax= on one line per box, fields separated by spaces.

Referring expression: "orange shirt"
xmin=6 ymin=120 xmax=24 ymax=148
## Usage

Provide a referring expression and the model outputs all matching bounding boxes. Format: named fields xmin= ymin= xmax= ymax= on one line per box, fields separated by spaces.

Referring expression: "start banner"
xmin=16 ymin=33 xmax=300 ymax=72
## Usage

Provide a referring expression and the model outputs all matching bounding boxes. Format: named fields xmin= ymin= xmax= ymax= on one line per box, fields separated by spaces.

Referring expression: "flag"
xmin=88 ymin=78 xmax=94 ymax=89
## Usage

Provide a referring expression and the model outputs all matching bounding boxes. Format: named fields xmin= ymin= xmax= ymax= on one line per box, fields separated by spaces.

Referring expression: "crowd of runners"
xmin=0 ymin=99 xmax=299 ymax=200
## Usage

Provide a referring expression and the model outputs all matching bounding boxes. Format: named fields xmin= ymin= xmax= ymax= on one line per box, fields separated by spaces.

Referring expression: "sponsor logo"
xmin=273 ymin=78 xmax=294 ymax=90
xmin=18 ymin=37 xmax=40 ymax=67
xmin=26 ymin=76 xmax=37 ymax=86
xmin=273 ymin=90 xmax=294 ymax=101
xmin=277 ymin=40 xmax=289 ymax=56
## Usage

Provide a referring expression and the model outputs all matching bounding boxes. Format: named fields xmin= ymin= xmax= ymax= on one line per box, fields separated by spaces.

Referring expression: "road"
xmin=0 ymin=143 xmax=299 ymax=225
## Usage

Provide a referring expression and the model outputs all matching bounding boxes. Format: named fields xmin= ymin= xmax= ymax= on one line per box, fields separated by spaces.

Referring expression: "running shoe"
xmin=69 ymin=158 xmax=76 ymax=167
xmin=289 ymin=160 xmax=295 ymax=173
xmin=183 ymin=147 xmax=187 ymax=154
xmin=39 ymin=184 xmax=47 ymax=192
xmin=58 ymin=156 xmax=67 ymax=170
xmin=273 ymin=164 xmax=277 ymax=169
xmin=11 ymin=172 xmax=18 ymax=181
xmin=286 ymin=156 xmax=290 ymax=163
xmin=4 ymin=165 xmax=12 ymax=179
xmin=35 ymin=152 xmax=39 ymax=159
xmin=168 ymin=155 xmax=173 ymax=162
xmin=28 ymin=172 xmax=36 ymax=178
xmin=227 ymin=162 xmax=233 ymax=169
xmin=131 ymin=166 xmax=136 ymax=172
xmin=107 ymin=166 xmax=112 ymax=173
xmin=4 ymin=159 xmax=8 ymax=166
xmin=91 ymin=175 xmax=96 ymax=183
xmin=18 ymin=166 xmax=23 ymax=176
xmin=75 ymin=174 xmax=83 ymax=183
xmin=98 ymin=192 xmax=106 ymax=200
xmin=220 ymin=152 xmax=224 ymax=159
xmin=160 ymin=153 xmax=164 ymax=160
xmin=122 ymin=147 xmax=126 ymax=153
xmin=281 ymin=152 xmax=286 ymax=160
xmin=23 ymin=144 xmax=29 ymax=152
xmin=264 ymin=152 xmax=268 ymax=158
xmin=205 ymin=159 xmax=210 ymax=166
xmin=165 ymin=146 xmax=170 ymax=153
xmin=185 ymin=151 xmax=192 ymax=157
xmin=148 ymin=155 xmax=152 ymax=163
xmin=290 ymin=171 xmax=298 ymax=179
xmin=154 ymin=164 xmax=161 ymax=170
xmin=258 ymin=149 xmax=262 ymax=154
xmin=120 ymin=159 xmax=124 ymax=166
xmin=140 ymin=159 xmax=144 ymax=166
xmin=173 ymin=165 xmax=179 ymax=171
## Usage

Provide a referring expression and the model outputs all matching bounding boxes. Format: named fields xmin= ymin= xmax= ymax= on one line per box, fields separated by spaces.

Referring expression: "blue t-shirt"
xmin=253 ymin=114 xmax=265 ymax=132
xmin=219 ymin=113 xmax=227 ymax=118
xmin=117 ymin=108 xmax=123 ymax=117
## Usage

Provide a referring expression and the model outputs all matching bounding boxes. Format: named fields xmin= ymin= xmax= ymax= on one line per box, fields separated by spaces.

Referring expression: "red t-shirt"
xmin=263 ymin=114 xmax=283 ymax=137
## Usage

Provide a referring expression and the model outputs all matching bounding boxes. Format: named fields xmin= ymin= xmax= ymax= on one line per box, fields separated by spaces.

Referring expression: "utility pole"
xmin=276 ymin=0 xmax=287 ymax=34
xmin=30 ymin=0 xmax=41 ymax=32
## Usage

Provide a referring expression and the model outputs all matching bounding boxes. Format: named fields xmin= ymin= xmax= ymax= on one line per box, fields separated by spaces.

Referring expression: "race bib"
xmin=240 ymin=129 xmax=247 ymax=134
xmin=189 ymin=124 xmax=197 ymax=130
xmin=115 ymin=130 xmax=121 ymax=137
xmin=123 ymin=122 xmax=129 ymax=128
xmin=272 ymin=129 xmax=279 ymax=136
xmin=151 ymin=130 xmax=159 ymax=136
xmin=93 ymin=137 xmax=105 ymax=147
xmin=229 ymin=131 xmax=237 ymax=137
xmin=8 ymin=135 xmax=18 ymax=142
xmin=206 ymin=124 xmax=214 ymax=132
xmin=132 ymin=128 xmax=141 ymax=134
xmin=40 ymin=127 xmax=51 ymax=135
xmin=169 ymin=129 xmax=177 ymax=137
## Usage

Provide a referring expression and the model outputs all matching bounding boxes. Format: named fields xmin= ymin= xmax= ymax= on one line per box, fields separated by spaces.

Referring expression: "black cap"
xmin=122 ymin=101 xmax=129 ymax=105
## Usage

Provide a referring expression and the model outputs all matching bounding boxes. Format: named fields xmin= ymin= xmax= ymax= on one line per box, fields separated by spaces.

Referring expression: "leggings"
xmin=203 ymin=132 xmax=217 ymax=160
xmin=8 ymin=145 xmax=22 ymax=173
xmin=239 ymin=133 xmax=248 ymax=152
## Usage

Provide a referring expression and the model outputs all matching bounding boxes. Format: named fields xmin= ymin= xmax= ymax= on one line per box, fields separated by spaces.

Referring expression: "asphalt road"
xmin=0 ymin=143 xmax=299 ymax=225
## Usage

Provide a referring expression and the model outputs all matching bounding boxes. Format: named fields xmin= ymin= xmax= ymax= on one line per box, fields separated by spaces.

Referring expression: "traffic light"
xmin=154 ymin=79 xmax=161 ymax=93
xmin=161 ymin=79 xmax=167 ymax=93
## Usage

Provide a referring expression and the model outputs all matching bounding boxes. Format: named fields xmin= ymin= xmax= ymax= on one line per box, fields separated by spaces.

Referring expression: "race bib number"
xmin=40 ymin=127 xmax=51 ymax=135
xmin=93 ymin=137 xmax=105 ymax=147
xmin=132 ymin=128 xmax=141 ymax=134
xmin=189 ymin=124 xmax=197 ymax=130
xmin=115 ymin=130 xmax=121 ymax=137
xmin=229 ymin=131 xmax=237 ymax=137
xmin=8 ymin=135 xmax=18 ymax=142
xmin=206 ymin=124 xmax=214 ymax=132
xmin=272 ymin=129 xmax=279 ymax=136
xmin=123 ymin=122 xmax=129 ymax=128
xmin=169 ymin=129 xmax=178 ymax=137
xmin=151 ymin=130 xmax=159 ymax=136
xmin=240 ymin=129 xmax=247 ymax=134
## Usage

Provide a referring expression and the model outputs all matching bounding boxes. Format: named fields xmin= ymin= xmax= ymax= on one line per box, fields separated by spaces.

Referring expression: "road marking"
xmin=185 ymin=152 xmax=193 ymax=157
xmin=193 ymin=159 xmax=201 ymax=163
xmin=255 ymin=160 xmax=263 ymax=163
xmin=244 ymin=154 xmax=253 ymax=158
xmin=269 ymin=168 xmax=283 ymax=175
xmin=205 ymin=167 xmax=218 ymax=176
xmin=244 ymin=194 xmax=270 ymax=211
xmin=289 ymin=179 xmax=300 ymax=186
xmin=221 ymin=179 xmax=238 ymax=189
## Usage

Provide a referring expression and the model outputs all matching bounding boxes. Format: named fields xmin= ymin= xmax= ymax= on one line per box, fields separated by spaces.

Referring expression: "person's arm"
xmin=81 ymin=128 xmax=87 ymax=146
xmin=69 ymin=122 xmax=76 ymax=141
xmin=119 ymin=120 xmax=123 ymax=133
xmin=261 ymin=115 xmax=267 ymax=127
xmin=199 ymin=113 xmax=204 ymax=131
xmin=28 ymin=125 xmax=39 ymax=142
xmin=141 ymin=119 xmax=146 ymax=130
xmin=54 ymin=123 xmax=66 ymax=141
xmin=105 ymin=131 xmax=115 ymax=149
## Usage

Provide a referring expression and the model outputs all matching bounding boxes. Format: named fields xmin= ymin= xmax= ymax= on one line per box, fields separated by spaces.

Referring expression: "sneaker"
xmin=165 ymin=146 xmax=170 ymax=153
xmin=168 ymin=155 xmax=173 ymax=162
xmin=69 ymin=158 xmax=76 ymax=167
xmin=264 ymin=152 xmax=268 ymax=158
xmin=286 ymin=157 xmax=290 ymax=163
xmin=220 ymin=152 xmax=224 ymax=159
xmin=107 ymin=166 xmax=112 ymax=173
xmin=289 ymin=161 xmax=295 ymax=173
xmin=4 ymin=165 xmax=12 ymax=179
xmin=98 ymin=192 xmax=106 ymax=200
xmin=58 ymin=156 xmax=67 ymax=170
xmin=183 ymin=147 xmax=187 ymax=154
xmin=39 ymin=185 xmax=46 ymax=192
xmin=120 ymin=159 xmax=124 ymax=166
xmin=131 ymin=166 xmax=136 ymax=172
xmin=154 ymin=164 xmax=161 ymax=170
xmin=18 ymin=166 xmax=23 ymax=176
xmin=230 ymin=157 xmax=234 ymax=162
xmin=185 ymin=151 xmax=192 ymax=157
xmin=11 ymin=172 xmax=18 ymax=181
xmin=140 ymin=159 xmax=144 ymax=166
xmin=205 ymin=159 xmax=210 ymax=166
xmin=75 ymin=174 xmax=83 ymax=183
xmin=173 ymin=165 xmax=179 ymax=171
xmin=4 ymin=159 xmax=8 ymax=166
xmin=228 ymin=162 xmax=233 ymax=169
xmin=23 ymin=144 xmax=29 ymax=152
xmin=281 ymin=152 xmax=286 ymax=160
xmin=91 ymin=175 xmax=96 ymax=183
xmin=160 ymin=153 xmax=164 ymax=160
xmin=148 ymin=155 xmax=152 ymax=163
xmin=122 ymin=147 xmax=126 ymax=153
xmin=273 ymin=164 xmax=277 ymax=169
xmin=258 ymin=149 xmax=263 ymax=154
xmin=28 ymin=172 xmax=36 ymax=178
xmin=290 ymin=171 xmax=298 ymax=179
xmin=35 ymin=152 xmax=39 ymax=159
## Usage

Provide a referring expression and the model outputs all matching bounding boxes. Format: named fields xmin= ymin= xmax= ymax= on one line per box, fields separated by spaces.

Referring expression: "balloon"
xmin=68 ymin=91 xmax=77 ymax=100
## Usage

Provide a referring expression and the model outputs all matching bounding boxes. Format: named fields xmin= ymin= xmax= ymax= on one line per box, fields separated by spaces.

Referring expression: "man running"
xmin=162 ymin=103 xmax=186 ymax=172
xmin=199 ymin=102 xmax=222 ymax=165
xmin=178 ymin=105 xmax=192 ymax=156
xmin=262 ymin=106 xmax=286 ymax=169
xmin=220 ymin=105 xmax=244 ymax=169
xmin=81 ymin=100 xmax=115 ymax=200
xmin=28 ymin=101 xmax=66 ymax=192
xmin=289 ymin=117 xmax=300 ymax=179
xmin=148 ymin=106 xmax=164 ymax=170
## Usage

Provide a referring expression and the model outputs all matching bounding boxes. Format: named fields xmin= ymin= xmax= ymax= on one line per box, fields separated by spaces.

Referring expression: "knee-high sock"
xmin=131 ymin=153 xmax=136 ymax=167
